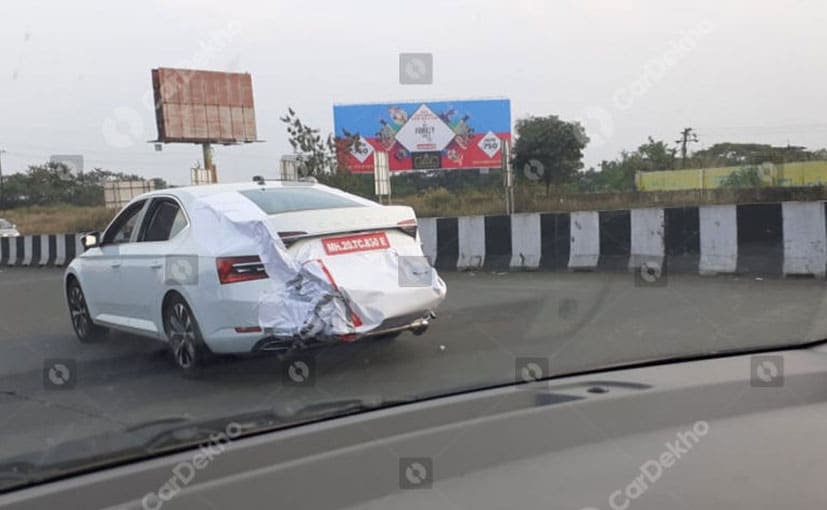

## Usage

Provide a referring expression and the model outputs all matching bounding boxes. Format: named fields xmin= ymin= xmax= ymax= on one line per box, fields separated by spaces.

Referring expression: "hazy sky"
xmin=1 ymin=0 xmax=825 ymax=185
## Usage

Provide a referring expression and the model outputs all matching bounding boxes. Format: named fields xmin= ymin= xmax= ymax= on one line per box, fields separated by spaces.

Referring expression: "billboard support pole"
xmin=202 ymin=143 xmax=217 ymax=183
xmin=501 ymin=138 xmax=513 ymax=215
xmin=374 ymin=151 xmax=391 ymax=205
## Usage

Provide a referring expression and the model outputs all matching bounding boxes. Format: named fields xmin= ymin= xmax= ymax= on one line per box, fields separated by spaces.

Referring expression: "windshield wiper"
xmin=272 ymin=396 xmax=411 ymax=421
xmin=130 ymin=396 xmax=412 ymax=453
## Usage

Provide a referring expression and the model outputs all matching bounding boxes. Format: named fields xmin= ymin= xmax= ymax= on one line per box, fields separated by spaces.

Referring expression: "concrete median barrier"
xmin=539 ymin=213 xmax=570 ymax=271
xmin=510 ymin=213 xmax=541 ymax=270
xmin=457 ymin=216 xmax=485 ymax=271
xmin=629 ymin=208 xmax=665 ymax=272
xmin=4 ymin=200 xmax=827 ymax=278
xmin=0 ymin=234 xmax=82 ymax=268
xmin=569 ymin=211 xmax=600 ymax=270
xmin=699 ymin=205 xmax=738 ymax=275
xmin=782 ymin=202 xmax=826 ymax=278
xmin=664 ymin=207 xmax=700 ymax=273
xmin=418 ymin=217 xmax=438 ymax=266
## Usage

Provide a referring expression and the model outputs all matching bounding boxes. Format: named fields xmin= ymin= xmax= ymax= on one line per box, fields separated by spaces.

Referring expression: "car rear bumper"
xmin=202 ymin=310 xmax=437 ymax=355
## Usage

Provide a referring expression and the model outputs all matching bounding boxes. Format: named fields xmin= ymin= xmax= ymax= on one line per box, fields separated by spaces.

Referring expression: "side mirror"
xmin=82 ymin=232 xmax=101 ymax=250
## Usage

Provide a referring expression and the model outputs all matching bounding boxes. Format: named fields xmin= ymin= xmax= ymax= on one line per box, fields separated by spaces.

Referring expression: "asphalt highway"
xmin=2 ymin=267 xmax=827 ymax=460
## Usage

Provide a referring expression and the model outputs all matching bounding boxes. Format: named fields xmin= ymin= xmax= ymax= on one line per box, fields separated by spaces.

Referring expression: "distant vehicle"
xmin=0 ymin=219 xmax=20 ymax=237
xmin=64 ymin=181 xmax=446 ymax=375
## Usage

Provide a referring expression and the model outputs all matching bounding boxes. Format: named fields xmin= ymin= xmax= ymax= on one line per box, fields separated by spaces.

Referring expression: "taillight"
xmin=216 ymin=256 xmax=268 ymax=285
xmin=278 ymin=231 xmax=307 ymax=248
xmin=397 ymin=218 xmax=418 ymax=238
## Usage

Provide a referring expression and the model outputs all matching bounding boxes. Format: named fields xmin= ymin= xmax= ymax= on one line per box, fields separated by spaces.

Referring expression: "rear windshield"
xmin=0 ymin=220 xmax=12 ymax=229
xmin=239 ymin=187 xmax=363 ymax=215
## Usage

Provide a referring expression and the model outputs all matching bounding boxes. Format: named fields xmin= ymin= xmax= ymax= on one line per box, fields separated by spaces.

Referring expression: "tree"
xmin=0 ymin=162 xmax=166 ymax=208
xmin=637 ymin=137 xmax=676 ymax=171
xmin=150 ymin=177 xmax=170 ymax=190
xmin=280 ymin=108 xmax=335 ymax=177
xmin=512 ymin=115 xmax=588 ymax=196
xmin=690 ymin=142 xmax=819 ymax=168
xmin=573 ymin=137 xmax=675 ymax=192
xmin=719 ymin=166 xmax=765 ymax=188
xmin=279 ymin=108 xmax=363 ymax=177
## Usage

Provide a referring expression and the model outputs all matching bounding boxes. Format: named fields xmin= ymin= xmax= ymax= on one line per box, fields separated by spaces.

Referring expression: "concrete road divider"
xmin=457 ymin=216 xmax=485 ymax=271
xmin=539 ymin=213 xmax=570 ymax=271
xmin=434 ymin=217 xmax=458 ymax=271
xmin=782 ymin=201 xmax=826 ymax=278
xmin=510 ymin=213 xmax=541 ymax=270
xmin=569 ymin=211 xmax=600 ymax=270
xmin=4 ymin=201 xmax=826 ymax=278
xmin=629 ymin=208 xmax=665 ymax=271
xmin=418 ymin=217 xmax=438 ymax=266
xmin=483 ymin=215 xmax=511 ymax=271
xmin=1 ymin=234 xmax=82 ymax=268
xmin=699 ymin=205 xmax=738 ymax=275
xmin=597 ymin=210 xmax=630 ymax=272
xmin=664 ymin=207 xmax=700 ymax=274
xmin=737 ymin=203 xmax=783 ymax=276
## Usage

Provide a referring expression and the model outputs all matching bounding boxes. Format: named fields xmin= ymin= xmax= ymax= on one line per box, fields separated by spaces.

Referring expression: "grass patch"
xmin=0 ymin=205 xmax=115 ymax=235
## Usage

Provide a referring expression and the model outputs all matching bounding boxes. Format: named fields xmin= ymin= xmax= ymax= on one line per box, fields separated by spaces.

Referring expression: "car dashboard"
xmin=2 ymin=343 xmax=826 ymax=509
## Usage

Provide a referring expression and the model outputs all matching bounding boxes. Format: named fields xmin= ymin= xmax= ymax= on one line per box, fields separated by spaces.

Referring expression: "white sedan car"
xmin=65 ymin=180 xmax=445 ymax=375
xmin=0 ymin=218 xmax=20 ymax=237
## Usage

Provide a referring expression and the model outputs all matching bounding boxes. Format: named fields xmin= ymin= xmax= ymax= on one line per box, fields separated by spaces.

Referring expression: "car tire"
xmin=163 ymin=294 xmax=211 ymax=377
xmin=67 ymin=279 xmax=109 ymax=343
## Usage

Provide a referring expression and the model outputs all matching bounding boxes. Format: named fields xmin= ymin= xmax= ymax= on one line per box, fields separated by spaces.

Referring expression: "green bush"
xmin=720 ymin=166 xmax=764 ymax=188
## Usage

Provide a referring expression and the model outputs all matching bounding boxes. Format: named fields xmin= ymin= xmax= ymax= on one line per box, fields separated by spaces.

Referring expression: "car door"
xmin=81 ymin=199 xmax=148 ymax=323
xmin=116 ymin=196 xmax=190 ymax=336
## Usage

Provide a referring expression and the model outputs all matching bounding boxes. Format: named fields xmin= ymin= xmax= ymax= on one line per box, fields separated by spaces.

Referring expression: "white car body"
xmin=0 ymin=219 xmax=20 ymax=237
xmin=65 ymin=180 xmax=445 ymax=356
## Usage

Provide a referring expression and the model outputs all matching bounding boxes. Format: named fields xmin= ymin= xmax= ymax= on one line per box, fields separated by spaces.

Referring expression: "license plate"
xmin=322 ymin=232 xmax=390 ymax=256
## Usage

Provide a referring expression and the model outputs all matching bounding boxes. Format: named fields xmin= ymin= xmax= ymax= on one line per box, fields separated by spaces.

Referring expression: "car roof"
xmin=129 ymin=180 xmax=377 ymax=209
xmin=136 ymin=180 xmax=324 ymax=201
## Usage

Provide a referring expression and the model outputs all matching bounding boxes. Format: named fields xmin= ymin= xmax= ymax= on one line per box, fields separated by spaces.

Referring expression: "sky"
xmin=1 ymin=0 xmax=826 ymax=185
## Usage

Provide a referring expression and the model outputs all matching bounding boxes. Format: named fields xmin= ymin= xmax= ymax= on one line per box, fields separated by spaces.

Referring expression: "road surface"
xmin=1 ymin=267 xmax=827 ymax=459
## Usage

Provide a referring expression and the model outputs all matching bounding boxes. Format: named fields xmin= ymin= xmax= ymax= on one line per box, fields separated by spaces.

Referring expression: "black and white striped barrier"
xmin=0 ymin=234 xmax=84 ymax=267
xmin=419 ymin=201 xmax=827 ymax=277
xmin=3 ymin=202 xmax=826 ymax=277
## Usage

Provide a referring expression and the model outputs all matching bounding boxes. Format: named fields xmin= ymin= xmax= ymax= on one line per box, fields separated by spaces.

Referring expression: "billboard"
xmin=103 ymin=181 xmax=156 ymax=209
xmin=151 ymin=68 xmax=258 ymax=144
xmin=333 ymin=99 xmax=511 ymax=172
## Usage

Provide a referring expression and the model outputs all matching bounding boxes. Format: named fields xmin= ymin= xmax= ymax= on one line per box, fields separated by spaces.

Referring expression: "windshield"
xmin=239 ymin=187 xmax=362 ymax=215
xmin=1 ymin=0 xmax=826 ymax=498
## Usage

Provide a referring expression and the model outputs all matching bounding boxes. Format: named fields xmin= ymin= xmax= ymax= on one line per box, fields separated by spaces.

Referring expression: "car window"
xmin=239 ymin=188 xmax=362 ymax=215
xmin=102 ymin=200 xmax=146 ymax=245
xmin=141 ymin=199 xmax=187 ymax=242
xmin=0 ymin=219 xmax=11 ymax=229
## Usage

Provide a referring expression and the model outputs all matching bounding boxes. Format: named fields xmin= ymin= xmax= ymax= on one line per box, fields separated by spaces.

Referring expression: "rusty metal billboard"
xmin=103 ymin=180 xmax=156 ymax=209
xmin=151 ymin=68 xmax=258 ymax=144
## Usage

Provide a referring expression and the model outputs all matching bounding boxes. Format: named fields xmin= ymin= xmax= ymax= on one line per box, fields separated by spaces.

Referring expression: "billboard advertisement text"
xmin=333 ymin=99 xmax=511 ymax=172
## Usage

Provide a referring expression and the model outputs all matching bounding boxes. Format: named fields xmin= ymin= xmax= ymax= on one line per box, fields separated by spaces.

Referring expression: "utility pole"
xmin=0 ymin=149 xmax=5 ymax=210
xmin=675 ymin=128 xmax=698 ymax=169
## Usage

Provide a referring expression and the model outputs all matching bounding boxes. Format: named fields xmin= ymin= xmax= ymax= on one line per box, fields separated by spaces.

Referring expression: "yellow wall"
xmin=637 ymin=161 xmax=827 ymax=190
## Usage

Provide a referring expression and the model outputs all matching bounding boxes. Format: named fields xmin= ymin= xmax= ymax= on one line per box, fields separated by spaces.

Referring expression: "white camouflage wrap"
xmin=189 ymin=191 xmax=446 ymax=340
